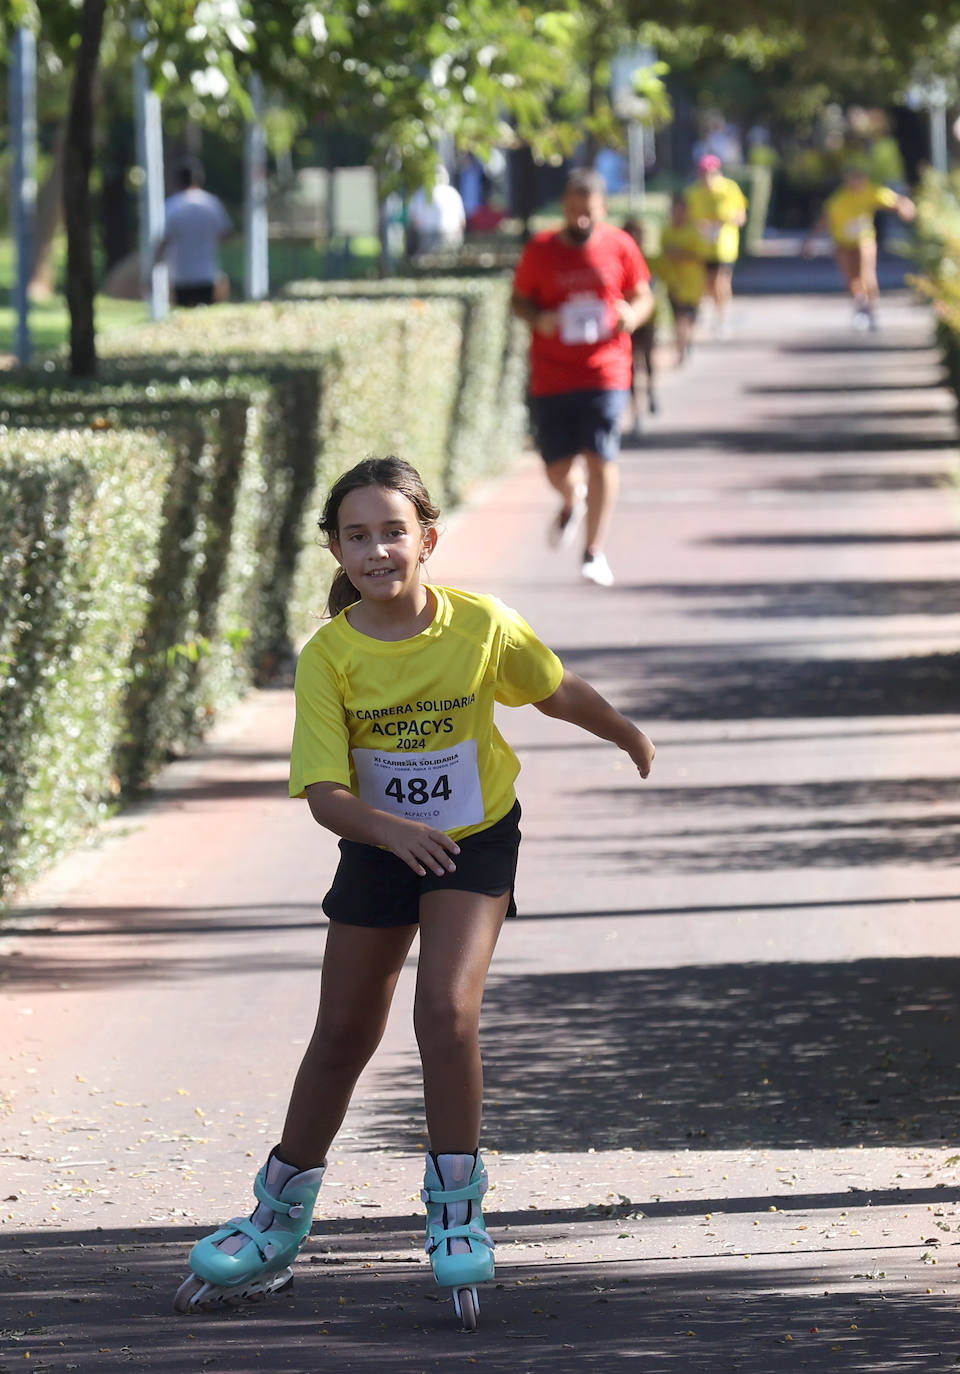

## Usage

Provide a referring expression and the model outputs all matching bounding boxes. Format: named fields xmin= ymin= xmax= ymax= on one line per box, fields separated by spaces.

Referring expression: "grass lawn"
xmin=0 ymin=233 xmax=383 ymax=360
xmin=0 ymin=238 xmax=148 ymax=361
xmin=0 ymin=295 xmax=149 ymax=360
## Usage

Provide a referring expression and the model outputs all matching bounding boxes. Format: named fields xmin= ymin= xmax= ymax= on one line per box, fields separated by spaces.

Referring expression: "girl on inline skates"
xmin=174 ymin=455 xmax=655 ymax=1328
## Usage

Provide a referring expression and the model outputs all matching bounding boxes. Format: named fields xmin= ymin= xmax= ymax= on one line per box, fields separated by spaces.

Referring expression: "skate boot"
xmin=173 ymin=1148 xmax=325 ymax=1313
xmin=422 ymin=1151 xmax=495 ymax=1331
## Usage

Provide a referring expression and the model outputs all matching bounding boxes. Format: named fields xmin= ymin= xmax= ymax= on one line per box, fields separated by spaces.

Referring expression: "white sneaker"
xmin=548 ymin=484 xmax=587 ymax=548
xmin=581 ymin=552 xmax=614 ymax=587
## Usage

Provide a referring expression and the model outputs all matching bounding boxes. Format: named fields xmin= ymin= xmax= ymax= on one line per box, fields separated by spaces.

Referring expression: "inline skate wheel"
xmin=173 ymin=1274 xmax=207 ymax=1314
xmin=173 ymin=1267 xmax=294 ymax=1313
xmin=453 ymin=1285 xmax=478 ymax=1332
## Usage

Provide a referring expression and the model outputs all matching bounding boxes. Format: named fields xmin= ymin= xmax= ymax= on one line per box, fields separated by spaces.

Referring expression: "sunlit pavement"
xmin=2 ymin=287 xmax=959 ymax=1371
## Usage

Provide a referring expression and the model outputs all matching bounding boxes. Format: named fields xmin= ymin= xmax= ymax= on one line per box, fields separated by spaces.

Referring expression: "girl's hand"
xmin=626 ymin=729 xmax=656 ymax=779
xmin=380 ymin=817 xmax=461 ymax=877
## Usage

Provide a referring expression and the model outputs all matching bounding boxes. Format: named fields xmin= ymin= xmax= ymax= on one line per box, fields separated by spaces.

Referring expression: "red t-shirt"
xmin=513 ymin=224 xmax=649 ymax=395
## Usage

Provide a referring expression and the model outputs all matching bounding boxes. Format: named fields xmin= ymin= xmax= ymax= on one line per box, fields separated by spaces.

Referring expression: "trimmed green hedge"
xmin=0 ymin=429 xmax=174 ymax=893
xmin=2 ymin=285 xmax=530 ymax=903
xmin=912 ymin=168 xmax=960 ymax=415
xmin=279 ymin=278 xmax=529 ymax=503
xmin=95 ymin=298 xmax=470 ymax=641
xmin=0 ymin=380 xmax=288 ymax=777
xmin=2 ymin=368 xmax=337 ymax=684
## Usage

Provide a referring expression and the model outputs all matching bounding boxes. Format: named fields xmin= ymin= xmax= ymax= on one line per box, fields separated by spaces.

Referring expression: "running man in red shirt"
xmin=512 ymin=168 xmax=654 ymax=586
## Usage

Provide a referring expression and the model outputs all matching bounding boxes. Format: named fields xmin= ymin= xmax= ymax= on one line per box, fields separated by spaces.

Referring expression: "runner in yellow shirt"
xmin=684 ymin=154 xmax=747 ymax=337
xmin=804 ymin=166 xmax=916 ymax=331
xmin=657 ymin=196 xmax=707 ymax=364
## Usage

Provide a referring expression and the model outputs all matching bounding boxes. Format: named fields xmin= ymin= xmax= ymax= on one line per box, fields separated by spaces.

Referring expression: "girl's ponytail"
xmin=326 ymin=567 xmax=361 ymax=618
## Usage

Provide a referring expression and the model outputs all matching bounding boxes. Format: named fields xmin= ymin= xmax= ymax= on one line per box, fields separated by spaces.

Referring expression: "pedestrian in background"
xmin=407 ymin=167 xmax=467 ymax=254
xmin=803 ymin=165 xmax=916 ymax=331
xmin=657 ymin=196 xmax=707 ymax=364
xmin=685 ymin=154 xmax=747 ymax=338
xmin=512 ymin=168 xmax=654 ymax=588
xmin=155 ymin=158 xmax=232 ymax=308
xmin=622 ymin=217 xmax=659 ymax=429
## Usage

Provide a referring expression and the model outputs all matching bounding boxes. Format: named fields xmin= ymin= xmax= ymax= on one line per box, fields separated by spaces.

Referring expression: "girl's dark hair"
xmin=319 ymin=456 xmax=441 ymax=617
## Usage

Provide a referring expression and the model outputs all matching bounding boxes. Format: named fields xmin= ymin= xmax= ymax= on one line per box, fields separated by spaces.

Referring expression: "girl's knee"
xmin=313 ymin=1014 xmax=381 ymax=1074
xmin=414 ymin=993 xmax=479 ymax=1051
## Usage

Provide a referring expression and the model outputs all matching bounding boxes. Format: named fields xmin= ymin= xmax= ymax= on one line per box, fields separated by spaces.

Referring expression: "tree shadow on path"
xmin=365 ymin=957 xmax=960 ymax=1154
xmin=3 ymin=1220 xmax=955 ymax=1373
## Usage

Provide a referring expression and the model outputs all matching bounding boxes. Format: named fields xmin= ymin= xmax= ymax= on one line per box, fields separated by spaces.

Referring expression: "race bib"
xmin=699 ymin=220 xmax=721 ymax=243
xmin=353 ymin=741 xmax=484 ymax=832
xmin=560 ymin=295 xmax=610 ymax=345
xmin=841 ymin=215 xmax=871 ymax=240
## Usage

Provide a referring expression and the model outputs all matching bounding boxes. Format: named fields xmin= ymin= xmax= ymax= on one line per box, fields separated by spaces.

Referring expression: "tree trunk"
xmin=509 ymin=143 xmax=538 ymax=240
xmin=63 ymin=0 xmax=106 ymax=378
xmin=29 ymin=122 xmax=66 ymax=301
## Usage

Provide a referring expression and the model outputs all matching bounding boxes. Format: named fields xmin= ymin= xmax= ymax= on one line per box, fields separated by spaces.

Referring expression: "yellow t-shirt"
xmin=685 ymin=177 xmax=748 ymax=264
xmin=825 ymin=183 xmax=899 ymax=246
xmin=289 ymin=585 xmax=564 ymax=840
xmin=657 ymin=225 xmax=707 ymax=306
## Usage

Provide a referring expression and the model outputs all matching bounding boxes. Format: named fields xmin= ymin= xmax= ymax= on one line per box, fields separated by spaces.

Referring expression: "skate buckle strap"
xmin=421 ymin=1168 xmax=488 ymax=1207
xmin=425 ymin=1221 xmax=496 ymax=1256
xmin=253 ymin=1171 xmax=305 ymax=1219
xmin=223 ymin=1216 xmax=279 ymax=1262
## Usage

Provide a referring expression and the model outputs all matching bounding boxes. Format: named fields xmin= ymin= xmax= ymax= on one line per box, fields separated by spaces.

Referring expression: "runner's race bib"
xmin=560 ymin=295 xmax=610 ymax=345
xmin=353 ymin=741 xmax=484 ymax=832
xmin=841 ymin=215 xmax=871 ymax=240
xmin=699 ymin=220 xmax=722 ymax=243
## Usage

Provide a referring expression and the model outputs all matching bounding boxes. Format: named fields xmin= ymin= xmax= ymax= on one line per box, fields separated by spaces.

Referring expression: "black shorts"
xmin=530 ymin=389 xmax=630 ymax=465
xmin=669 ymin=297 xmax=699 ymax=321
xmin=173 ymin=282 xmax=215 ymax=307
xmin=322 ymin=801 xmax=522 ymax=927
xmin=631 ymin=320 xmax=656 ymax=353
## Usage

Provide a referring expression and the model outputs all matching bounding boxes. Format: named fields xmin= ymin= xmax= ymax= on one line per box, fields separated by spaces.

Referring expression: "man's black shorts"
xmin=530 ymin=388 xmax=630 ymax=465
xmin=322 ymin=801 xmax=522 ymax=927
xmin=173 ymin=281 xmax=215 ymax=307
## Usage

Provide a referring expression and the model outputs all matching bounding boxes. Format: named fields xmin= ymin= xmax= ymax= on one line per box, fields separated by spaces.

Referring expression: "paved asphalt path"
xmin=2 ymin=288 xmax=960 ymax=1373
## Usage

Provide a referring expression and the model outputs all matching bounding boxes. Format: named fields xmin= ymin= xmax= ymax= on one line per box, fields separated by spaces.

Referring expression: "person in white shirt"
xmin=408 ymin=167 xmax=466 ymax=253
xmin=157 ymin=159 xmax=233 ymax=307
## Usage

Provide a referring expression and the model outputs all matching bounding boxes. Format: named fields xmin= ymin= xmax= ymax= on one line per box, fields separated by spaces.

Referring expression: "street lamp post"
xmin=244 ymin=73 xmax=269 ymax=300
xmin=611 ymin=46 xmax=656 ymax=214
xmin=133 ymin=19 xmax=168 ymax=320
xmin=9 ymin=27 xmax=37 ymax=365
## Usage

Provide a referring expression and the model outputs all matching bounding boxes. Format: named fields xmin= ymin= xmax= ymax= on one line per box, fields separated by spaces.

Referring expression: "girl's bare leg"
xmin=835 ymin=245 xmax=863 ymax=301
xmin=676 ymin=312 xmax=694 ymax=362
xmin=279 ymin=921 xmax=417 ymax=1168
xmin=414 ymin=889 xmax=509 ymax=1151
xmin=858 ymin=239 xmax=879 ymax=304
xmin=713 ymin=264 xmax=733 ymax=316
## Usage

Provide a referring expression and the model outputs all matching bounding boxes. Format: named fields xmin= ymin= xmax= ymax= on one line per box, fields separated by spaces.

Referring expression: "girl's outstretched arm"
xmin=533 ymin=669 xmax=655 ymax=777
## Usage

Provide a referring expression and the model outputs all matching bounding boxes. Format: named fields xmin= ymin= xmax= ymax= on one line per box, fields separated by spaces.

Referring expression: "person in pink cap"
xmin=684 ymin=154 xmax=748 ymax=337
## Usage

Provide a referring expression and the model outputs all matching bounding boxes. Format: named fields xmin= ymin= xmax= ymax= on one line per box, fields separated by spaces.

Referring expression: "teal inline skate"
xmin=173 ymin=1149 xmax=325 ymax=1313
xmin=422 ymin=1152 xmax=495 ymax=1331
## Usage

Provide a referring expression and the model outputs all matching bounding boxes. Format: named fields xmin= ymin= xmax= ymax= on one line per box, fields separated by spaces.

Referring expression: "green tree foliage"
xmin=628 ymin=0 xmax=960 ymax=114
xmin=7 ymin=0 xmax=960 ymax=372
